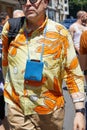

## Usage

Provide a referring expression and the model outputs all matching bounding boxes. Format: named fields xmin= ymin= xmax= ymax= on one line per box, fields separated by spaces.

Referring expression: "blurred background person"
xmin=80 ymin=29 xmax=87 ymax=130
xmin=80 ymin=30 xmax=87 ymax=54
xmin=80 ymin=30 xmax=87 ymax=87
xmin=0 ymin=12 xmax=9 ymax=34
xmin=81 ymin=12 xmax=87 ymax=27
xmin=13 ymin=9 xmax=25 ymax=18
xmin=69 ymin=10 xmax=87 ymax=54
xmin=78 ymin=13 xmax=87 ymax=92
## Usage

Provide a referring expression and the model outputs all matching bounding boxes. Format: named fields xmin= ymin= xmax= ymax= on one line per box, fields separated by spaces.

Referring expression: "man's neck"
xmin=26 ymin=14 xmax=46 ymax=31
xmin=76 ymin=19 xmax=82 ymax=24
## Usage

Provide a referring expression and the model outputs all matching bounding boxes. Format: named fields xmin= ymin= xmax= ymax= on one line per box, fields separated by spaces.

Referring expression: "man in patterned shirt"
xmin=1 ymin=0 xmax=86 ymax=130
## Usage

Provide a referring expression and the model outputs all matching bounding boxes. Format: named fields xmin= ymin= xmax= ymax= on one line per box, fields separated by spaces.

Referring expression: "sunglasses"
xmin=18 ymin=0 xmax=38 ymax=5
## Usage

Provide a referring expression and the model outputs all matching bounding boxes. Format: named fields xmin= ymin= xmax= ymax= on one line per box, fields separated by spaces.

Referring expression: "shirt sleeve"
xmin=1 ymin=21 xmax=10 ymax=80
xmin=63 ymin=31 xmax=85 ymax=102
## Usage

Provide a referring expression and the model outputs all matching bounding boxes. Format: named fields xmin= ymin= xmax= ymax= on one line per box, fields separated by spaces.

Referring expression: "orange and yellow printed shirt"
xmin=2 ymin=17 xmax=85 ymax=115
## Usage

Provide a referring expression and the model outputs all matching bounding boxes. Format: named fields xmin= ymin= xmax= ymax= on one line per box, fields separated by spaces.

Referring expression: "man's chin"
xmin=26 ymin=15 xmax=37 ymax=21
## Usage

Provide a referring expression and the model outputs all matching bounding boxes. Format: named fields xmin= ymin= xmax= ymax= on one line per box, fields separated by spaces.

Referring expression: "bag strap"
xmin=40 ymin=26 xmax=47 ymax=61
xmin=40 ymin=43 xmax=44 ymax=61
xmin=25 ymin=25 xmax=47 ymax=61
xmin=40 ymin=25 xmax=47 ymax=61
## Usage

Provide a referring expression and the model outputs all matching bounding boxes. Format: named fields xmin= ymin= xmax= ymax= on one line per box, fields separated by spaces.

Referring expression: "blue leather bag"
xmin=24 ymin=44 xmax=44 ymax=82
xmin=24 ymin=60 xmax=44 ymax=81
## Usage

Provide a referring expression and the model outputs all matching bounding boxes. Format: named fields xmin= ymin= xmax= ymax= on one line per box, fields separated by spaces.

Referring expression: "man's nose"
xmin=26 ymin=0 xmax=32 ymax=5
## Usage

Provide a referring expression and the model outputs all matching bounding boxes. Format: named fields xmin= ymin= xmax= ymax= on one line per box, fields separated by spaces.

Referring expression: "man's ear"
xmin=44 ymin=0 xmax=49 ymax=9
xmin=45 ymin=0 xmax=49 ymax=4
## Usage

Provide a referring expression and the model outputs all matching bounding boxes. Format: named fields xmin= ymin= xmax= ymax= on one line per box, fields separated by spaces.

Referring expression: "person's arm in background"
xmin=69 ymin=24 xmax=80 ymax=55
xmin=63 ymin=30 xmax=86 ymax=130
xmin=69 ymin=24 xmax=74 ymax=39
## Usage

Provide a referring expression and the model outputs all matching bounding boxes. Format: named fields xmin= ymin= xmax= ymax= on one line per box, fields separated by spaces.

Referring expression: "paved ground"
xmin=63 ymin=87 xmax=75 ymax=130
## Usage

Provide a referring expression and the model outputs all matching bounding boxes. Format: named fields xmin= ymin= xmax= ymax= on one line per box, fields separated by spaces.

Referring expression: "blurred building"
xmin=0 ymin=0 xmax=19 ymax=17
xmin=0 ymin=0 xmax=69 ymax=21
xmin=47 ymin=0 xmax=69 ymax=22
xmin=58 ymin=0 xmax=69 ymax=21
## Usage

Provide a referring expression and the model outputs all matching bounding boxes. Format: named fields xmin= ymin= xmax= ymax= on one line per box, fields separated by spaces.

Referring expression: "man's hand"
xmin=73 ymin=113 xmax=86 ymax=130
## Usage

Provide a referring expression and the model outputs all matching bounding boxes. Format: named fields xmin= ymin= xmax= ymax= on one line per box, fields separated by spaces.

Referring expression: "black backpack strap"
xmin=8 ymin=16 xmax=25 ymax=45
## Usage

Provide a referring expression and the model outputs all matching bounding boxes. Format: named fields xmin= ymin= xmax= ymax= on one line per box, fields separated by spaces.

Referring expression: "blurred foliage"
xmin=69 ymin=0 xmax=87 ymax=18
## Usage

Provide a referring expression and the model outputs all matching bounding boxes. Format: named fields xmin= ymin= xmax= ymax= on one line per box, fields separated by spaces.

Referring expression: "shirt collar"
xmin=20 ymin=16 xmax=48 ymax=36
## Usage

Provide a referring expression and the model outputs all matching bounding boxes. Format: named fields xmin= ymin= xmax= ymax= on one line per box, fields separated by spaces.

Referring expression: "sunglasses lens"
xmin=30 ymin=0 xmax=38 ymax=4
xmin=18 ymin=0 xmax=38 ymax=5
xmin=18 ymin=0 xmax=27 ymax=5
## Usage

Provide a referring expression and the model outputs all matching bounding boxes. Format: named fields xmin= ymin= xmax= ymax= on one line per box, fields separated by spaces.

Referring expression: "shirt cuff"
xmin=71 ymin=92 xmax=86 ymax=103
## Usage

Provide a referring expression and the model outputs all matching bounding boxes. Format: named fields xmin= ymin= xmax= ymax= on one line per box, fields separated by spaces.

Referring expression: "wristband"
xmin=76 ymin=108 xmax=85 ymax=116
